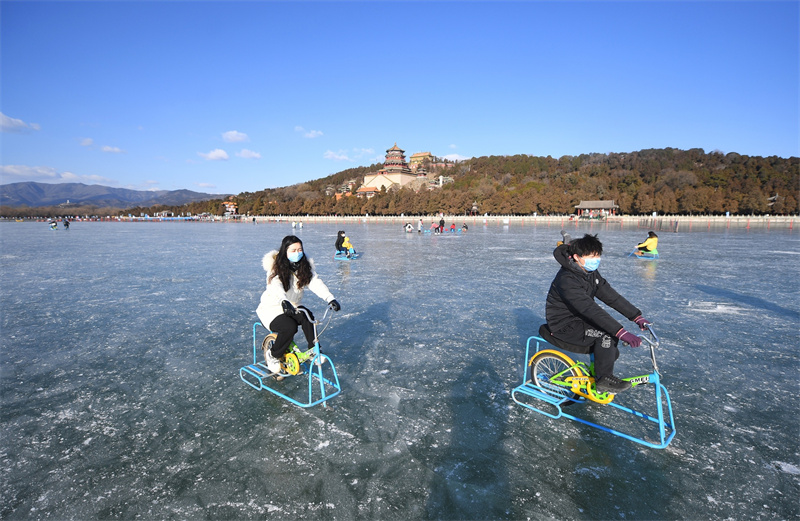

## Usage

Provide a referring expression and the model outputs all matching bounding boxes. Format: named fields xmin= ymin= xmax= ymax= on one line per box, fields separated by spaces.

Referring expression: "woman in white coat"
xmin=256 ymin=235 xmax=340 ymax=373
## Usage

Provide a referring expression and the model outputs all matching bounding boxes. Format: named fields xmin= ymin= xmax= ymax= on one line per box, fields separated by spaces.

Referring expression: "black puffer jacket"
xmin=545 ymin=244 xmax=640 ymax=337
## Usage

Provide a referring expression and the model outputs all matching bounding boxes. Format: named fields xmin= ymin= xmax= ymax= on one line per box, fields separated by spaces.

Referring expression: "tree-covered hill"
xmin=7 ymin=148 xmax=797 ymax=218
xmin=209 ymin=148 xmax=798 ymax=216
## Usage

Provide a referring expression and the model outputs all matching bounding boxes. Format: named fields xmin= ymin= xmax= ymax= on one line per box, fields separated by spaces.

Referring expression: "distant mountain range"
xmin=0 ymin=182 xmax=226 ymax=209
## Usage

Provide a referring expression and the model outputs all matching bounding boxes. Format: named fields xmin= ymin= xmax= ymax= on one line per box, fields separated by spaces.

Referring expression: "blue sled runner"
xmin=240 ymin=307 xmax=341 ymax=408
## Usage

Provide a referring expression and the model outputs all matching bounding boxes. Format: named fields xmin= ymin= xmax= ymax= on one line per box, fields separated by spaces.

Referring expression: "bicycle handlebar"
xmin=293 ymin=303 xmax=335 ymax=323
xmin=293 ymin=304 xmax=336 ymax=345
xmin=638 ymin=324 xmax=661 ymax=376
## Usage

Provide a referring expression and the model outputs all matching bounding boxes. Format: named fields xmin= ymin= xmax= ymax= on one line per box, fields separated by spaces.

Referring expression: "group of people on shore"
xmin=428 ymin=218 xmax=468 ymax=234
xmin=254 ymin=228 xmax=658 ymax=395
xmin=402 ymin=219 xmax=469 ymax=234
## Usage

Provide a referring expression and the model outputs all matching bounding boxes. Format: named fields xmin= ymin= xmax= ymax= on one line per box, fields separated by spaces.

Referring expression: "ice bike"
xmin=512 ymin=324 xmax=676 ymax=449
xmin=240 ymin=305 xmax=341 ymax=408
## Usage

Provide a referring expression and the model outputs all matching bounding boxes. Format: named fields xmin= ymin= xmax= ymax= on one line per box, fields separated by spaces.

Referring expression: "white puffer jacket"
xmin=256 ymin=250 xmax=335 ymax=328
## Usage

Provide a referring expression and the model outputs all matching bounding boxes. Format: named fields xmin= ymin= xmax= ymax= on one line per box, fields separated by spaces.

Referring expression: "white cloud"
xmin=353 ymin=148 xmax=374 ymax=157
xmin=324 ymin=150 xmax=351 ymax=161
xmin=295 ymin=126 xmax=323 ymax=138
xmin=0 ymin=164 xmax=113 ymax=185
xmin=1 ymin=112 xmax=40 ymax=133
xmin=222 ymin=130 xmax=248 ymax=143
xmin=197 ymin=182 xmax=217 ymax=189
xmin=236 ymin=149 xmax=261 ymax=159
xmin=322 ymin=147 xmax=379 ymax=163
xmin=443 ymin=153 xmax=470 ymax=162
xmin=449 ymin=144 xmax=458 ymax=149
xmin=80 ymin=138 xmax=94 ymax=147
xmin=101 ymin=145 xmax=125 ymax=154
xmin=198 ymin=149 xmax=229 ymax=161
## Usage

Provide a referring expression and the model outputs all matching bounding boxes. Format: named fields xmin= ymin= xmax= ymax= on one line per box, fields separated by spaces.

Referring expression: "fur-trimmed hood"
xmin=256 ymin=250 xmax=333 ymax=327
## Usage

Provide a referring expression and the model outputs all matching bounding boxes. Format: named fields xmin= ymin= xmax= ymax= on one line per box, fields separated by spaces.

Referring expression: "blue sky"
xmin=1 ymin=1 xmax=798 ymax=196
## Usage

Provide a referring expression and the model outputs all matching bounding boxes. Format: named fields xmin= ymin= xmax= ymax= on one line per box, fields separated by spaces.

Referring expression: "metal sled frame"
xmin=334 ymin=251 xmax=359 ymax=261
xmin=629 ymin=249 xmax=659 ymax=259
xmin=512 ymin=336 xmax=676 ymax=449
xmin=240 ymin=322 xmax=341 ymax=408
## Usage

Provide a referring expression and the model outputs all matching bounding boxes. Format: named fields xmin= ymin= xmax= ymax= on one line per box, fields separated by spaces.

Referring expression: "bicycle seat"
xmin=538 ymin=324 xmax=590 ymax=354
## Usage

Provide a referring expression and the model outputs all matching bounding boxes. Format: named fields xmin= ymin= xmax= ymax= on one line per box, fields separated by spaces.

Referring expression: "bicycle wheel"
xmin=261 ymin=333 xmax=277 ymax=364
xmin=529 ymin=350 xmax=581 ymax=400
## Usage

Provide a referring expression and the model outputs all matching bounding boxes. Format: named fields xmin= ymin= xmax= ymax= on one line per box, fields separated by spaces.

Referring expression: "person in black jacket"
xmin=545 ymin=234 xmax=651 ymax=393
xmin=335 ymin=230 xmax=347 ymax=255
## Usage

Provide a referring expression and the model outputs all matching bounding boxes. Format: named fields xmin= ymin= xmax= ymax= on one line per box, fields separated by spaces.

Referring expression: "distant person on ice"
xmin=635 ymin=231 xmax=658 ymax=256
xmin=256 ymin=235 xmax=340 ymax=375
xmin=335 ymin=230 xmax=347 ymax=255
xmin=544 ymin=234 xmax=651 ymax=394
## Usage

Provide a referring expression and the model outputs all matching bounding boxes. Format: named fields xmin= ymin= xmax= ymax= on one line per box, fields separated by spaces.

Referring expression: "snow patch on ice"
xmin=772 ymin=461 xmax=800 ymax=475
xmin=688 ymin=301 xmax=748 ymax=314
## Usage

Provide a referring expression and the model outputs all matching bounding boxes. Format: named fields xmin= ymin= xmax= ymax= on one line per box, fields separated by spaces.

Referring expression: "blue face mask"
xmin=287 ymin=251 xmax=304 ymax=263
xmin=582 ymin=257 xmax=601 ymax=272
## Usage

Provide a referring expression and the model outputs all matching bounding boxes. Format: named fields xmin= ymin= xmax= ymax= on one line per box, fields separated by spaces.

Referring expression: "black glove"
xmin=297 ymin=305 xmax=314 ymax=321
xmin=329 ymin=299 xmax=340 ymax=312
xmin=281 ymin=300 xmax=296 ymax=315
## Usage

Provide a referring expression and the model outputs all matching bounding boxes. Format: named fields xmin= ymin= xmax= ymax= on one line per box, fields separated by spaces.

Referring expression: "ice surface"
xmin=1 ymin=220 xmax=798 ymax=519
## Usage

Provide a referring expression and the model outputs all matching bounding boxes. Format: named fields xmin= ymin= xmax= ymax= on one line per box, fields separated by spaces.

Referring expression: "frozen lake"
xmin=1 ymin=220 xmax=799 ymax=519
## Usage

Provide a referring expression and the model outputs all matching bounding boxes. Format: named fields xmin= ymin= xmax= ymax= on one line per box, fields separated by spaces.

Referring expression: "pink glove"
xmin=616 ymin=329 xmax=642 ymax=348
xmin=633 ymin=315 xmax=651 ymax=330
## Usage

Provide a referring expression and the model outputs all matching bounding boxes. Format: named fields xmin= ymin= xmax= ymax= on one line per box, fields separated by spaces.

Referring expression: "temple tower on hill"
xmin=380 ymin=143 xmax=413 ymax=176
xmin=357 ymin=143 xmax=419 ymax=197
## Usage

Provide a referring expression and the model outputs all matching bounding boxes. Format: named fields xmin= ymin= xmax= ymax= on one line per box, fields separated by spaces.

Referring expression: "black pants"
xmin=551 ymin=322 xmax=620 ymax=379
xmin=268 ymin=313 xmax=315 ymax=358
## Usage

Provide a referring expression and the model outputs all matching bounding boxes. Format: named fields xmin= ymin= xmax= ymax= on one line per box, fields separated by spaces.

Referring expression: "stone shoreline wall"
xmin=247 ymin=214 xmax=797 ymax=231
